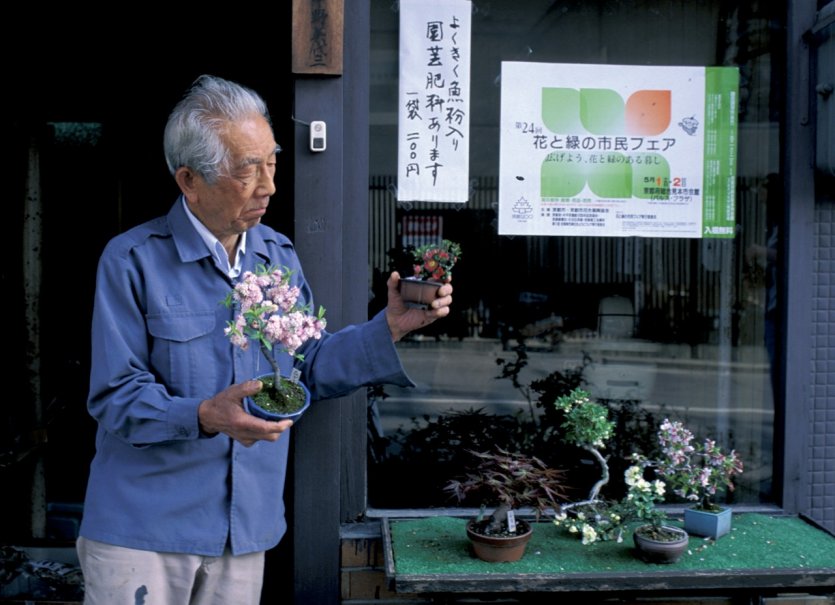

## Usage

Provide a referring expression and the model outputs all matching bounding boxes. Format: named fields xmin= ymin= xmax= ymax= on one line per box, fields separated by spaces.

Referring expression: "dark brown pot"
xmin=466 ymin=519 xmax=532 ymax=563
xmin=632 ymin=525 xmax=689 ymax=564
xmin=398 ymin=278 xmax=442 ymax=308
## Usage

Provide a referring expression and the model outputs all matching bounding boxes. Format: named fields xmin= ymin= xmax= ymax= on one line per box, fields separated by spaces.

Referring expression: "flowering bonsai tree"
xmin=444 ymin=447 xmax=570 ymax=537
xmin=550 ymin=388 xmax=630 ymax=544
xmin=548 ymin=389 xmax=684 ymax=546
xmin=637 ymin=418 xmax=744 ymax=512
xmin=410 ymin=239 xmax=461 ymax=283
xmin=554 ymin=388 xmax=615 ymax=502
xmin=223 ymin=264 xmax=327 ymax=413
xmin=398 ymin=239 xmax=461 ymax=307
xmin=554 ymin=464 xmax=669 ymax=544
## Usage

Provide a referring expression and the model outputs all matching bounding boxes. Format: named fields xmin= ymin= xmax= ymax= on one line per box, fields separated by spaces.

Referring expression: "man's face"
xmin=186 ymin=115 xmax=278 ymax=244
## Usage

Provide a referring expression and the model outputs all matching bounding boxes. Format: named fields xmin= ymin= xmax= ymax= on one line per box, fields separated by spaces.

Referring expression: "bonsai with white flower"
xmin=222 ymin=264 xmax=327 ymax=419
xmin=549 ymin=388 xmax=627 ymax=544
xmin=551 ymin=389 xmax=687 ymax=556
xmin=554 ymin=464 xmax=673 ymax=546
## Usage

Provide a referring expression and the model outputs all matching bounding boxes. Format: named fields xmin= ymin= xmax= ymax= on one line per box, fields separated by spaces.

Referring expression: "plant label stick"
xmin=507 ymin=510 xmax=517 ymax=533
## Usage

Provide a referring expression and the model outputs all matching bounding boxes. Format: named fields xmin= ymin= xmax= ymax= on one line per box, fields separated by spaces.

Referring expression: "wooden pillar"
xmin=23 ymin=132 xmax=46 ymax=539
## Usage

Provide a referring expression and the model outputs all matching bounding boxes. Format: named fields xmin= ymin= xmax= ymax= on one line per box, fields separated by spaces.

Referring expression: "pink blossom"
xmin=224 ymin=265 xmax=327 ymax=370
xmin=646 ymin=418 xmax=744 ymax=509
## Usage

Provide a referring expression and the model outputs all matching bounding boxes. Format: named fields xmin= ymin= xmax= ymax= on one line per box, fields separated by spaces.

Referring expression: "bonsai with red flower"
xmin=411 ymin=239 xmax=462 ymax=283
xmin=398 ymin=239 xmax=461 ymax=307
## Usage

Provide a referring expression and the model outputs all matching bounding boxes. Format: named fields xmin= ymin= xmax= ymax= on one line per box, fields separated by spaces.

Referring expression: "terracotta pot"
xmin=632 ymin=525 xmax=689 ymax=564
xmin=466 ymin=518 xmax=532 ymax=563
xmin=398 ymin=278 xmax=442 ymax=308
xmin=245 ymin=374 xmax=311 ymax=422
xmin=684 ymin=506 xmax=732 ymax=539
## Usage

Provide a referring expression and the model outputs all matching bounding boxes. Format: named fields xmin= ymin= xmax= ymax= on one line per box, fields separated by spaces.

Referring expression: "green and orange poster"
xmin=498 ymin=62 xmax=739 ymax=238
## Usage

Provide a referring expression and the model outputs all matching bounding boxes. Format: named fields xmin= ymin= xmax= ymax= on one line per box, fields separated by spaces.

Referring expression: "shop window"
xmin=367 ymin=0 xmax=785 ymax=510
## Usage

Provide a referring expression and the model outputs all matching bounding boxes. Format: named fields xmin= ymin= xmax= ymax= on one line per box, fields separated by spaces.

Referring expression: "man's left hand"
xmin=384 ymin=271 xmax=453 ymax=342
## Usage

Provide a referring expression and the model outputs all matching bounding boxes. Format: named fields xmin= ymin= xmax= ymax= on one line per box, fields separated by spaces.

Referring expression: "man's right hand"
xmin=198 ymin=380 xmax=294 ymax=447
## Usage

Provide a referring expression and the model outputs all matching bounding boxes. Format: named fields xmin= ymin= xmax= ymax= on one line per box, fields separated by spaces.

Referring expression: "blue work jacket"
xmin=79 ymin=199 xmax=413 ymax=556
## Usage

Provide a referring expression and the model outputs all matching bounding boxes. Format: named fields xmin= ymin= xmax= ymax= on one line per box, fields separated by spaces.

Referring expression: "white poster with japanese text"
xmin=498 ymin=62 xmax=739 ymax=238
xmin=397 ymin=0 xmax=471 ymax=203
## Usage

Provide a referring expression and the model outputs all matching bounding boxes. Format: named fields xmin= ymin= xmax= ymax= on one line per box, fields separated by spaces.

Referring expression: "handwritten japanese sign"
xmin=498 ymin=62 xmax=739 ymax=238
xmin=397 ymin=0 xmax=471 ymax=203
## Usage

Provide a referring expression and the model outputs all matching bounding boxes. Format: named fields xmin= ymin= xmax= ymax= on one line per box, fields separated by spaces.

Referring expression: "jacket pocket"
xmin=146 ymin=311 xmax=218 ymax=397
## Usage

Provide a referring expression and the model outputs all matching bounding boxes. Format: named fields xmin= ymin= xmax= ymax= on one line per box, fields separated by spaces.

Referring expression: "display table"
xmin=383 ymin=514 xmax=835 ymax=595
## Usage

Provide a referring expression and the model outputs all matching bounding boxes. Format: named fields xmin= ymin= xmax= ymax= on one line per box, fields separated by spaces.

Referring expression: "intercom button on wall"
xmin=310 ymin=120 xmax=326 ymax=152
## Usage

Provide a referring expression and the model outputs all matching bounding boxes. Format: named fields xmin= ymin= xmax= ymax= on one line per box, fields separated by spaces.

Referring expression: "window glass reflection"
xmin=367 ymin=0 xmax=784 ymax=510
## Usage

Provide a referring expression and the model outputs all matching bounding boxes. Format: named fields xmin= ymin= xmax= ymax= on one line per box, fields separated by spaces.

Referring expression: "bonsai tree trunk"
xmin=700 ymin=495 xmax=718 ymax=511
xmin=260 ymin=342 xmax=281 ymax=385
xmin=488 ymin=502 xmax=512 ymax=533
xmin=584 ymin=445 xmax=609 ymax=502
xmin=559 ymin=444 xmax=610 ymax=516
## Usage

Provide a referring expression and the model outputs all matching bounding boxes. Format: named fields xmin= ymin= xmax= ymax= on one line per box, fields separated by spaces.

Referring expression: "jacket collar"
xmin=167 ymin=196 xmax=286 ymax=269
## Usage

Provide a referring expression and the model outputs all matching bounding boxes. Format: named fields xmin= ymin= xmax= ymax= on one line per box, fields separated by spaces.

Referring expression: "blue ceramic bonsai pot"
xmin=245 ymin=374 xmax=311 ymax=423
xmin=684 ymin=506 xmax=732 ymax=539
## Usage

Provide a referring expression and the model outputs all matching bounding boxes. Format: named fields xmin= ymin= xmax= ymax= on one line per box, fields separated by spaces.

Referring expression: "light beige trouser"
xmin=76 ymin=536 xmax=265 ymax=605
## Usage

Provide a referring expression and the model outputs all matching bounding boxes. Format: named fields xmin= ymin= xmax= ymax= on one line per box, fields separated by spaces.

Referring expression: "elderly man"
xmin=77 ymin=74 xmax=452 ymax=604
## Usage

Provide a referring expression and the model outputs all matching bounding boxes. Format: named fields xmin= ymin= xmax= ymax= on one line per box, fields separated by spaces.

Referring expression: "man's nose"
xmin=258 ymin=168 xmax=277 ymax=196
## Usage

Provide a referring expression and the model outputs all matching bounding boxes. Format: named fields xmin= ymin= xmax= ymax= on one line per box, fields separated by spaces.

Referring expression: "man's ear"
xmin=175 ymin=167 xmax=199 ymax=202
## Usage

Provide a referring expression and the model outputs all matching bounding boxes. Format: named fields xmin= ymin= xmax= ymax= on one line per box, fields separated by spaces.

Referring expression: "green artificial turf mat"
xmin=389 ymin=514 xmax=835 ymax=575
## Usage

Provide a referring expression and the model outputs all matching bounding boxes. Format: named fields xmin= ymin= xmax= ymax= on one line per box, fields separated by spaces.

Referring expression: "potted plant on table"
xmin=623 ymin=466 xmax=690 ymax=563
xmin=555 ymin=464 xmax=689 ymax=563
xmin=550 ymin=390 xmax=689 ymax=562
xmin=222 ymin=264 xmax=327 ymax=422
xmin=549 ymin=388 xmax=620 ymax=544
xmin=444 ymin=447 xmax=570 ymax=562
xmin=636 ymin=418 xmax=744 ymax=539
xmin=543 ymin=388 xmax=621 ymax=543
xmin=398 ymin=239 xmax=461 ymax=308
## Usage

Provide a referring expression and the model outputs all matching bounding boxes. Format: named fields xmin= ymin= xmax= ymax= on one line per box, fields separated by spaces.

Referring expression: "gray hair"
xmin=163 ymin=74 xmax=271 ymax=185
